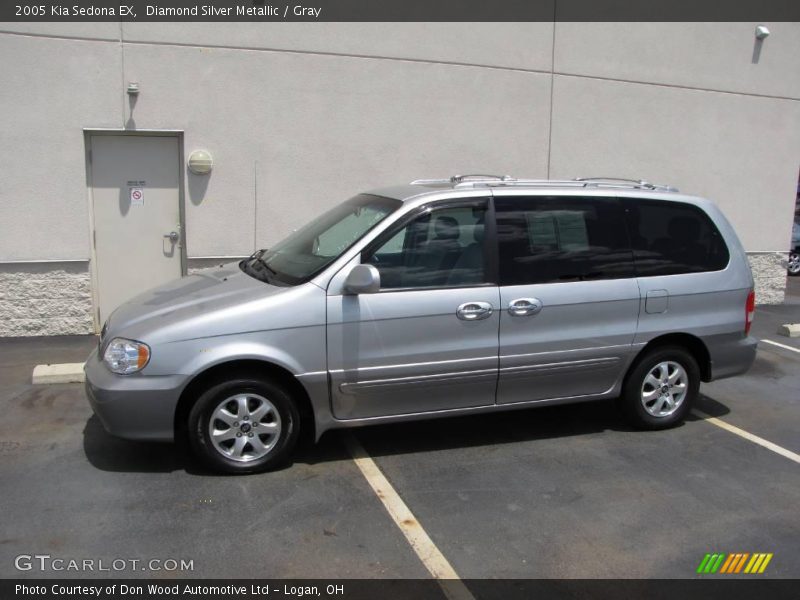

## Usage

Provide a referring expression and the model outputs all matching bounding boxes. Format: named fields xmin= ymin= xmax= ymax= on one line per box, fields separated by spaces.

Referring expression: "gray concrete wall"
xmin=0 ymin=262 xmax=93 ymax=336
xmin=0 ymin=22 xmax=798 ymax=335
xmin=747 ymin=254 xmax=789 ymax=305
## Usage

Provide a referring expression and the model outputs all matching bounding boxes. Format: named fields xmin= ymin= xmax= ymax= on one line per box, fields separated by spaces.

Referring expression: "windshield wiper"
xmin=240 ymin=249 xmax=279 ymax=283
xmin=252 ymin=254 xmax=276 ymax=277
xmin=241 ymin=248 xmax=266 ymax=265
xmin=240 ymin=250 xmax=259 ymax=271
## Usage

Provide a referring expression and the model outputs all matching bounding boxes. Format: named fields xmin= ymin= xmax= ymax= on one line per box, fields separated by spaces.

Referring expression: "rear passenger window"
xmin=623 ymin=199 xmax=730 ymax=276
xmin=495 ymin=196 xmax=635 ymax=285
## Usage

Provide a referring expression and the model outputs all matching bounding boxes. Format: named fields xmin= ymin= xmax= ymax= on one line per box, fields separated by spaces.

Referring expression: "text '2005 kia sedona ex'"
xmin=85 ymin=176 xmax=757 ymax=473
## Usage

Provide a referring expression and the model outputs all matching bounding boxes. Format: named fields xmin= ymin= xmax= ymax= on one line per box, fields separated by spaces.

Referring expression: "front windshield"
xmin=241 ymin=194 xmax=401 ymax=286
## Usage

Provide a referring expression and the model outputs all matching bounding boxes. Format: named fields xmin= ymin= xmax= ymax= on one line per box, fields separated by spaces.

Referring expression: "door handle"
xmin=508 ymin=297 xmax=543 ymax=317
xmin=164 ymin=231 xmax=180 ymax=244
xmin=456 ymin=301 xmax=493 ymax=321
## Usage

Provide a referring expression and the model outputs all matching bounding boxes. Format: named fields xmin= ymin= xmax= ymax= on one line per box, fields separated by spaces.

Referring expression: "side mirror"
xmin=344 ymin=264 xmax=380 ymax=295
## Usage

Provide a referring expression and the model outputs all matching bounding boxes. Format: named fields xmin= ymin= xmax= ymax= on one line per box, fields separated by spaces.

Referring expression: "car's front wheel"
xmin=788 ymin=251 xmax=800 ymax=276
xmin=188 ymin=377 xmax=300 ymax=474
xmin=619 ymin=346 xmax=699 ymax=430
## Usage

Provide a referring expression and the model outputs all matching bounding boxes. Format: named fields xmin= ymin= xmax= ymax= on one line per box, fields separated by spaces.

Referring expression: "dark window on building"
xmin=495 ymin=196 xmax=635 ymax=286
xmin=622 ymin=199 xmax=730 ymax=276
xmin=363 ymin=203 xmax=489 ymax=289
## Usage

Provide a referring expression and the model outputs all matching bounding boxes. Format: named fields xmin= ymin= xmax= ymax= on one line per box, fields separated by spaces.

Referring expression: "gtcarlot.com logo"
xmin=697 ymin=552 xmax=773 ymax=574
xmin=14 ymin=554 xmax=194 ymax=572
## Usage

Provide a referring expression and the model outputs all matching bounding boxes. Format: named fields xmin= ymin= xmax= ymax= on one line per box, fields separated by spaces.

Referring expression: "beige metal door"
xmin=89 ymin=134 xmax=183 ymax=326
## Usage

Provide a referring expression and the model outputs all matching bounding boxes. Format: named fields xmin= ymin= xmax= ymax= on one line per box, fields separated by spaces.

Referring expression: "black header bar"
xmin=2 ymin=0 xmax=800 ymax=22
xmin=4 ymin=579 xmax=800 ymax=600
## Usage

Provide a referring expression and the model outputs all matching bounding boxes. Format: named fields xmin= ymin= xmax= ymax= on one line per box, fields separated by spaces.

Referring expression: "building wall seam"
xmin=3 ymin=29 xmax=799 ymax=101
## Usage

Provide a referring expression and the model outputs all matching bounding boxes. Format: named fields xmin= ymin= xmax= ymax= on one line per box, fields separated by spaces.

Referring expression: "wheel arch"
xmin=631 ymin=333 xmax=712 ymax=382
xmin=174 ymin=359 xmax=315 ymax=442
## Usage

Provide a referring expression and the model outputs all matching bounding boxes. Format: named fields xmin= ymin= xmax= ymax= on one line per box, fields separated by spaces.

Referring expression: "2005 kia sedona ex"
xmin=85 ymin=176 xmax=757 ymax=473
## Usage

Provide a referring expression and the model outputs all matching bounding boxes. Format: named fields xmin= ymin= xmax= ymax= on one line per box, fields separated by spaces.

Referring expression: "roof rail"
xmin=574 ymin=177 xmax=679 ymax=192
xmin=576 ymin=177 xmax=652 ymax=186
xmin=410 ymin=175 xmax=678 ymax=192
xmin=450 ymin=174 xmax=513 ymax=183
xmin=409 ymin=174 xmax=512 ymax=186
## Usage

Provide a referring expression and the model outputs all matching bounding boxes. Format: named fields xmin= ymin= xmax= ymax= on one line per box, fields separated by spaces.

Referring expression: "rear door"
xmin=326 ymin=199 xmax=500 ymax=419
xmin=494 ymin=193 xmax=640 ymax=405
xmin=622 ymin=197 xmax=736 ymax=348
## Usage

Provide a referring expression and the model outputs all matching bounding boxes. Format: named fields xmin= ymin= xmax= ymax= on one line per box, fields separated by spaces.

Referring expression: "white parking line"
xmin=343 ymin=433 xmax=475 ymax=600
xmin=692 ymin=410 xmax=800 ymax=465
xmin=760 ymin=339 xmax=800 ymax=354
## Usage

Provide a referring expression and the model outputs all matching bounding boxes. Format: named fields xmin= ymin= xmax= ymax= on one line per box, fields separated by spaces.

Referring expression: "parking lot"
xmin=1 ymin=289 xmax=798 ymax=583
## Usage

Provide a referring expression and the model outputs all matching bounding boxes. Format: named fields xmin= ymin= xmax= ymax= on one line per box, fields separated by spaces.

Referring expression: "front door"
xmin=327 ymin=200 xmax=499 ymax=420
xmin=89 ymin=134 xmax=183 ymax=326
xmin=494 ymin=194 xmax=640 ymax=404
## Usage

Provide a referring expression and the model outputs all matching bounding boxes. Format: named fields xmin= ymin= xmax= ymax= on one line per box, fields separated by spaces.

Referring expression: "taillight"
xmin=745 ymin=290 xmax=755 ymax=335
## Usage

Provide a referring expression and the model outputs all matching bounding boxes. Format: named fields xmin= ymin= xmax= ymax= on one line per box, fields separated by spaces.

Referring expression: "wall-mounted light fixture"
xmin=126 ymin=82 xmax=140 ymax=96
xmin=755 ymin=25 xmax=770 ymax=40
xmin=188 ymin=149 xmax=213 ymax=175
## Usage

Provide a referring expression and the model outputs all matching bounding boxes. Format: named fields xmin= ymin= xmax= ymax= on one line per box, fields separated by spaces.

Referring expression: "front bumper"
xmin=84 ymin=349 xmax=188 ymax=442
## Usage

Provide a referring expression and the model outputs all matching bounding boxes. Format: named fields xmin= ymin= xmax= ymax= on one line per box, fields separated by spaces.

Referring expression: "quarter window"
xmin=495 ymin=196 xmax=635 ymax=285
xmin=623 ymin=199 xmax=729 ymax=276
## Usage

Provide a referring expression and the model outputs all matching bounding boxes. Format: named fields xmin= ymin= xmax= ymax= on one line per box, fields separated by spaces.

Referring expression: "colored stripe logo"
xmin=697 ymin=553 xmax=773 ymax=574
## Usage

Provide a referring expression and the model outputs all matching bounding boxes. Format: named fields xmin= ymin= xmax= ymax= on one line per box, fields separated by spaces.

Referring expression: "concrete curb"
xmin=32 ymin=363 xmax=85 ymax=385
xmin=777 ymin=323 xmax=800 ymax=338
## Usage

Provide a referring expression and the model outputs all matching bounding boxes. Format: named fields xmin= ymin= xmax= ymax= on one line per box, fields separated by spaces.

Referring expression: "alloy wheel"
xmin=208 ymin=393 xmax=282 ymax=462
xmin=640 ymin=361 xmax=688 ymax=418
xmin=788 ymin=252 xmax=800 ymax=275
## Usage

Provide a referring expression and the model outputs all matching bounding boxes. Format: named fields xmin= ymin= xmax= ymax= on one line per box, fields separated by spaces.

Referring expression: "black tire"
xmin=188 ymin=377 xmax=300 ymax=474
xmin=619 ymin=345 xmax=700 ymax=430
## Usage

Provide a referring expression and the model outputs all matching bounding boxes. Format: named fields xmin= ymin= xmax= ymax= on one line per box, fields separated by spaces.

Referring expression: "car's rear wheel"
xmin=619 ymin=346 xmax=699 ymax=430
xmin=788 ymin=251 xmax=800 ymax=276
xmin=188 ymin=377 xmax=299 ymax=473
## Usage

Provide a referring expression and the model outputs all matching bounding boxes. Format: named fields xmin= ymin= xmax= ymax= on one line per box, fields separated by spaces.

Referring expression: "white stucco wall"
xmin=121 ymin=39 xmax=552 ymax=256
xmin=548 ymin=75 xmax=800 ymax=252
xmin=0 ymin=33 xmax=121 ymax=262
xmin=0 ymin=22 xmax=798 ymax=335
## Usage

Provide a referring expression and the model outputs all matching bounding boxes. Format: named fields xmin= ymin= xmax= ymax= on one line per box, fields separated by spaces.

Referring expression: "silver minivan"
xmin=85 ymin=176 xmax=757 ymax=473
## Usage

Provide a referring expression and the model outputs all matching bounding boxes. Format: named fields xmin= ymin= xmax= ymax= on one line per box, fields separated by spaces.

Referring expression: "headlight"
xmin=103 ymin=338 xmax=150 ymax=375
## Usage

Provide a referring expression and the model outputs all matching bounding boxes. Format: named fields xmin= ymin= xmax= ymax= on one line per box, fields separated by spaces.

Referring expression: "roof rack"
xmin=410 ymin=175 xmax=678 ymax=193
xmin=573 ymin=177 xmax=679 ymax=192
xmin=409 ymin=174 xmax=513 ymax=186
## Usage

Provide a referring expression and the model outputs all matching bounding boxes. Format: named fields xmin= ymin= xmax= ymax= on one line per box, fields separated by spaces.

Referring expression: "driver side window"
xmin=363 ymin=204 xmax=488 ymax=289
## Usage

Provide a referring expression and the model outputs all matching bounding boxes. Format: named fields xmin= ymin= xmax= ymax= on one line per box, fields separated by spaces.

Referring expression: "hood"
xmin=104 ymin=264 xmax=289 ymax=342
